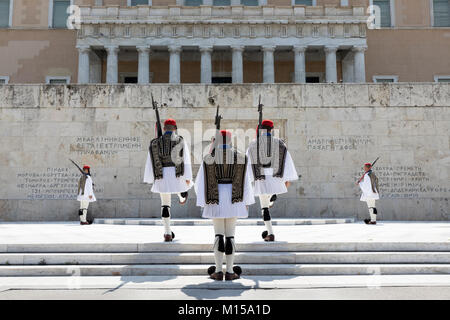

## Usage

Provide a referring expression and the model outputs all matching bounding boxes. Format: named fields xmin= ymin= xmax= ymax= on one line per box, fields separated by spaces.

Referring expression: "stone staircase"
xmin=1 ymin=238 xmax=449 ymax=277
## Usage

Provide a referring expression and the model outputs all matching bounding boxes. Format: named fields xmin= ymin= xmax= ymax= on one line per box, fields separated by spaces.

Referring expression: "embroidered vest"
xmin=78 ymin=175 xmax=87 ymax=195
xmin=249 ymin=136 xmax=287 ymax=180
xmin=149 ymin=134 xmax=184 ymax=180
xmin=203 ymin=149 xmax=247 ymax=205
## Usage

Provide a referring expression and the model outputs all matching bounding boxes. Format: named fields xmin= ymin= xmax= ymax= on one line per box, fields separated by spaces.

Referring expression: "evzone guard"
xmin=71 ymin=160 xmax=96 ymax=225
xmin=144 ymin=93 xmax=193 ymax=242
xmin=246 ymin=100 xmax=298 ymax=241
xmin=195 ymin=129 xmax=255 ymax=281
xmin=357 ymin=160 xmax=380 ymax=225
xmin=144 ymin=118 xmax=194 ymax=241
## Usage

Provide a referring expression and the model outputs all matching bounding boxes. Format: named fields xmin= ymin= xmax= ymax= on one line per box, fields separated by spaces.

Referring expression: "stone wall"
xmin=0 ymin=83 xmax=449 ymax=221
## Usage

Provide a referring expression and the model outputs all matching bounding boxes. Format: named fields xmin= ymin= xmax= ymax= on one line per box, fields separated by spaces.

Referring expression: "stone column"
xmin=293 ymin=46 xmax=307 ymax=83
xmin=262 ymin=46 xmax=275 ymax=83
xmin=77 ymin=45 xmax=90 ymax=84
xmin=353 ymin=46 xmax=367 ymax=83
xmin=105 ymin=45 xmax=119 ymax=84
xmin=137 ymin=45 xmax=151 ymax=84
xmin=169 ymin=45 xmax=181 ymax=84
xmin=200 ymin=46 xmax=213 ymax=84
xmin=231 ymin=45 xmax=244 ymax=84
xmin=324 ymin=46 xmax=338 ymax=83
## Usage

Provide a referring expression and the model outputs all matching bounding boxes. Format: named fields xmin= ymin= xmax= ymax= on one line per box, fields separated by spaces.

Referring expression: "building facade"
xmin=0 ymin=0 xmax=449 ymax=84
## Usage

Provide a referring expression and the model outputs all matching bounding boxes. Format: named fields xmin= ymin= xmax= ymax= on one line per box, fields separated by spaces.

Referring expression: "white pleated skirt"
xmin=151 ymin=167 xmax=194 ymax=194
xmin=202 ymin=184 xmax=249 ymax=219
xmin=77 ymin=194 xmax=96 ymax=202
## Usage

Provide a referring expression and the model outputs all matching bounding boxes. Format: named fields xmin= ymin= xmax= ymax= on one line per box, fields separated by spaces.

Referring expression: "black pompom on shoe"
xmin=262 ymin=230 xmax=268 ymax=239
xmin=207 ymin=266 xmax=216 ymax=275
xmin=233 ymin=266 xmax=242 ymax=276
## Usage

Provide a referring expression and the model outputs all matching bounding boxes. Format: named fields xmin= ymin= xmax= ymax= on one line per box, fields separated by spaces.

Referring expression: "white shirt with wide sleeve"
xmin=77 ymin=176 xmax=96 ymax=202
xmin=195 ymin=161 xmax=255 ymax=219
xmin=143 ymin=139 xmax=194 ymax=194
xmin=359 ymin=172 xmax=380 ymax=201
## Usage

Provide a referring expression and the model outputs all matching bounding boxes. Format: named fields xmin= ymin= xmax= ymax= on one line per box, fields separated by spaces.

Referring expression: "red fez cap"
xmin=364 ymin=163 xmax=372 ymax=167
xmin=261 ymin=120 xmax=274 ymax=128
xmin=220 ymin=130 xmax=232 ymax=138
xmin=164 ymin=118 xmax=177 ymax=127
xmin=83 ymin=165 xmax=90 ymax=170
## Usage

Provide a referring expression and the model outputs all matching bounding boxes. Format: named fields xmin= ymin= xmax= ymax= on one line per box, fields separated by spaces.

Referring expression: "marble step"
xmin=1 ymin=252 xmax=450 ymax=265
xmin=3 ymin=242 xmax=450 ymax=253
xmin=0 ymin=264 xmax=449 ymax=277
xmin=3 ymin=275 xmax=450 ymax=290
xmin=94 ymin=218 xmax=355 ymax=226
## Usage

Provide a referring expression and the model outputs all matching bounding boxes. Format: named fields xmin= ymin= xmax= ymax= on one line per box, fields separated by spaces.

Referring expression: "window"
xmin=433 ymin=0 xmax=450 ymax=27
xmin=372 ymin=0 xmax=393 ymax=27
xmin=242 ymin=0 xmax=259 ymax=5
xmin=434 ymin=75 xmax=450 ymax=82
xmin=341 ymin=0 xmax=349 ymax=6
xmin=46 ymin=76 xmax=70 ymax=84
xmin=214 ymin=0 xmax=230 ymax=5
xmin=185 ymin=0 xmax=203 ymax=5
xmin=0 ymin=0 xmax=12 ymax=28
xmin=0 ymin=76 xmax=10 ymax=84
xmin=373 ymin=75 xmax=398 ymax=83
xmin=51 ymin=0 xmax=71 ymax=29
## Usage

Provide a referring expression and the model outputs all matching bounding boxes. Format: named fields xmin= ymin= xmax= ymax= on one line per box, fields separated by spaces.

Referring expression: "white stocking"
xmin=259 ymin=195 xmax=274 ymax=235
xmin=160 ymin=193 xmax=172 ymax=235
xmin=79 ymin=201 xmax=89 ymax=223
xmin=213 ymin=219 xmax=225 ymax=272
xmin=225 ymin=218 xmax=237 ymax=274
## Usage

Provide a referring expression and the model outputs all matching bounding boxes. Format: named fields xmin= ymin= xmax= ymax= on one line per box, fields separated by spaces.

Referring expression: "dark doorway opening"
xmin=306 ymin=77 xmax=320 ymax=83
xmin=124 ymin=77 xmax=138 ymax=83
xmin=212 ymin=77 xmax=232 ymax=84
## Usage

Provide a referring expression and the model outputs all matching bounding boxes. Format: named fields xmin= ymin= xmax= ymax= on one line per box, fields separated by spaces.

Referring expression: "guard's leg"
xmin=177 ymin=191 xmax=188 ymax=205
xmin=224 ymin=218 xmax=240 ymax=281
xmin=79 ymin=201 xmax=89 ymax=225
xmin=259 ymin=194 xmax=275 ymax=241
xmin=210 ymin=218 xmax=225 ymax=280
xmin=269 ymin=194 xmax=277 ymax=208
xmin=364 ymin=199 xmax=377 ymax=225
xmin=160 ymin=193 xmax=174 ymax=241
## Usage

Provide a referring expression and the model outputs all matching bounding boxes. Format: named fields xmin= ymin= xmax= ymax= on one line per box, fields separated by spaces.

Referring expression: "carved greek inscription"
xmin=16 ymin=168 xmax=103 ymax=200
xmin=70 ymin=136 xmax=142 ymax=156
xmin=307 ymin=136 xmax=374 ymax=151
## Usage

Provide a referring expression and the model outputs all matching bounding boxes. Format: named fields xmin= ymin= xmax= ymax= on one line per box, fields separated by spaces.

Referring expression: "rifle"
xmin=357 ymin=157 xmax=380 ymax=184
xmin=210 ymin=105 xmax=222 ymax=155
xmin=69 ymin=159 xmax=87 ymax=176
xmin=152 ymin=93 xmax=163 ymax=138
xmin=256 ymin=95 xmax=263 ymax=165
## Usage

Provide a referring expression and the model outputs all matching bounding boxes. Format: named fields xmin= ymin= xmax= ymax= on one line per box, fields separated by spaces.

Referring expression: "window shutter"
xmin=53 ymin=0 xmax=71 ymax=29
xmin=0 ymin=0 xmax=10 ymax=28
xmin=434 ymin=0 xmax=450 ymax=27
xmin=131 ymin=0 xmax=148 ymax=5
xmin=241 ymin=0 xmax=259 ymax=5
xmin=213 ymin=0 xmax=231 ymax=5
xmin=373 ymin=0 xmax=391 ymax=27
xmin=185 ymin=0 xmax=203 ymax=6
xmin=295 ymin=0 xmax=313 ymax=5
